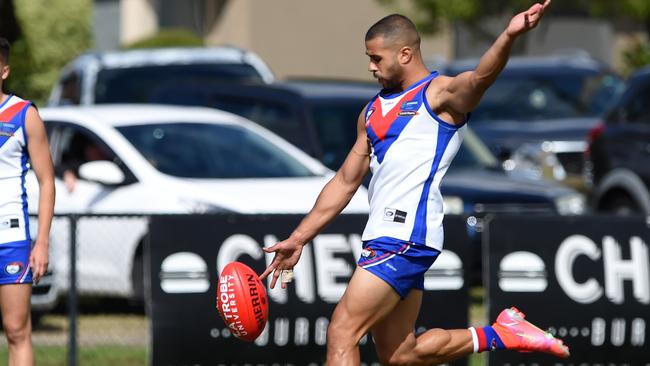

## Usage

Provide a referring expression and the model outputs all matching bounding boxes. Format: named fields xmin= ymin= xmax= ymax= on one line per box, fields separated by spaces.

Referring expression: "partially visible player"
xmin=0 ymin=36 xmax=55 ymax=366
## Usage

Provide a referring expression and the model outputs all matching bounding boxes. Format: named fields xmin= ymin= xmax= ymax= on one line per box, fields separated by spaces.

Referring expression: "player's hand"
xmin=260 ymin=238 xmax=304 ymax=289
xmin=29 ymin=239 xmax=49 ymax=285
xmin=506 ymin=0 xmax=550 ymax=38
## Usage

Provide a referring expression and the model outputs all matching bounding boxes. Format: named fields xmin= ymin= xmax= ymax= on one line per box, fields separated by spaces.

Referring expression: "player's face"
xmin=366 ymin=37 xmax=402 ymax=89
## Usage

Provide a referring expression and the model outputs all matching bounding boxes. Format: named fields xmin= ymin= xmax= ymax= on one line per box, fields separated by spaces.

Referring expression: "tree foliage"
xmin=377 ymin=0 xmax=650 ymax=34
xmin=6 ymin=0 xmax=92 ymax=104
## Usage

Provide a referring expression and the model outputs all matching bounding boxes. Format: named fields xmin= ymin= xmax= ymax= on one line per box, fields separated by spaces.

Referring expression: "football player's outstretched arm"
xmin=260 ymin=110 xmax=370 ymax=288
xmin=435 ymin=0 xmax=551 ymax=116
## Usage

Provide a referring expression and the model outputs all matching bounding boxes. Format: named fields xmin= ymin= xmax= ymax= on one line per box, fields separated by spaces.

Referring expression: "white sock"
xmin=468 ymin=327 xmax=479 ymax=353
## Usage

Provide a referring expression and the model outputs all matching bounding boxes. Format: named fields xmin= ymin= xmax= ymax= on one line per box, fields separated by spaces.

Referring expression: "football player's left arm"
xmin=436 ymin=0 xmax=550 ymax=115
xmin=25 ymin=106 xmax=55 ymax=284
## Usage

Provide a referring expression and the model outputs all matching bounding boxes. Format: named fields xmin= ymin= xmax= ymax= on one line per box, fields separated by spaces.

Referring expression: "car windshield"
xmin=310 ymin=100 xmax=367 ymax=170
xmin=448 ymin=128 xmax=500 ymax=171
xmin=454 ymin=71 xmax=622 ymax=122
xmin=116 ymin=123 xmax=315 ymax=178
xmin=94 ymin=64 xmax=263 ymax=103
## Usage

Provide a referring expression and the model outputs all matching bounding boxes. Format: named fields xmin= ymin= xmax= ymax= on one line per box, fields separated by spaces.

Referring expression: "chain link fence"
xmin=0 ymin=215 xmax=150 ymax=366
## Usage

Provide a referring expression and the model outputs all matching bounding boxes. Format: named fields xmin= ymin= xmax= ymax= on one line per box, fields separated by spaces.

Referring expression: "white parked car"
xmin=26 ymin=105 xmax=368 ymax=307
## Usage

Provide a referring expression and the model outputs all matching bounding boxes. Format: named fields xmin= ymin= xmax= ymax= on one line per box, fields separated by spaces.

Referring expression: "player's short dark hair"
xmin=0 ymin=37 xmax=10 ymax=64
xmin=365 ymin=14 xmax=420 ymax=49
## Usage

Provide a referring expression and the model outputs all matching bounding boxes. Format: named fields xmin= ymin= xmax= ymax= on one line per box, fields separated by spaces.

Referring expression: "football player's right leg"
xmin=371 ymin=289 xmax=474 ymax=366
xmin=326 ymin=267 xmax=401 ymax=366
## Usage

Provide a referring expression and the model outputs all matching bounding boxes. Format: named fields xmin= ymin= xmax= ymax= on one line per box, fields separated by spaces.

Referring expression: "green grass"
xmin=0 ymin=345 xmax=146 ymax=366
xmin=0 ymin=313 xmax=148 ymax=365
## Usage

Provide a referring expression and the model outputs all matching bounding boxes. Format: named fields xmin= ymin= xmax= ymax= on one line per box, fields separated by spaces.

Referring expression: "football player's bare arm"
xmin=429 ymin=0 xmax=550 ymax=122
xmin=260 ymin=110 xmax=370 ymax=287
xmin=288 ymin=110 xmax=370 ymax=245
xmin=25 ymin=106 xmax=55 ymax=284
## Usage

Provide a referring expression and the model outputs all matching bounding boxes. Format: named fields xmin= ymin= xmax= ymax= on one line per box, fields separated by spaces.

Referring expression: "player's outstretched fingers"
xmin=260 ymin=244 xmax=280 ymax=280
xmin=259 ymin=264 xmax=275 ymax=281
xmin=269 ymin=267 xmax=282 ymax=289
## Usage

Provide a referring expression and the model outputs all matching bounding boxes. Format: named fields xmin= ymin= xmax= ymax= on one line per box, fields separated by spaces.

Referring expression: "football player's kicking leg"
xmin=371 ymin=289 xmax=474 ymax=366
xmin=371 ymin=296 xmax=571 ymax=365
xmin=326 ymin=267 xmax=402 ymax=366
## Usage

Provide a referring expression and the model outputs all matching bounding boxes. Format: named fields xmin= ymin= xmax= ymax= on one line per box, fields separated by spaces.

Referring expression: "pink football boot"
xmin=492 ymin=307 xmax=570 ymax=358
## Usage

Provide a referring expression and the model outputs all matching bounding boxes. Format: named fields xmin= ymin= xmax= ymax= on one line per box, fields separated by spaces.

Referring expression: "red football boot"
xmin=492 ymin=307 xmax=570 ymax=358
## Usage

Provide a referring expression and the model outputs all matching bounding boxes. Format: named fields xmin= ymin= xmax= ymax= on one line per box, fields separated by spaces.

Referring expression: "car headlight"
xmin=443 ymin=196 xmax=464 ymax=215
xmin=505 ymin=142 xmax=566 ymax=181
xmin=554 ymin=193 xmax=586 ymax=215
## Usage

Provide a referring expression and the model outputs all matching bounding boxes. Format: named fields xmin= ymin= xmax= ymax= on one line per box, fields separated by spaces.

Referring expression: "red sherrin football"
xmin=217 ymin=262 xmax=268 ymax=341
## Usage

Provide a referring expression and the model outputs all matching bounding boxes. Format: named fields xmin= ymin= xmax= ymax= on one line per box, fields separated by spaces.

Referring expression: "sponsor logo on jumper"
xmin=401 ymin=100 xmax=419 ymax=110
xmin=383 ymin=100 xmax=397 ymax=108
xmin=384 ymin=208 xmax=407 ymax=223
xmin=0 ymin=218 xmax=19 ymax=230
xmin=398 ymin=110 xmax=418 ymax=117
xmin=0 ymin=124 xmax=15 ymax=137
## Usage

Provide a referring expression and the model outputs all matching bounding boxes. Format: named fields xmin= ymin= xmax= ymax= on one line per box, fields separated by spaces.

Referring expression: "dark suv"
xmin=444 ymin=53 xmax=623 ymax=190
xmin=584 ymin=66 xmax=650 ymax=215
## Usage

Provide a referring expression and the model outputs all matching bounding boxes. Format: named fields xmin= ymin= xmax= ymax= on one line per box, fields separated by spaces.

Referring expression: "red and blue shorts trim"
xmin=357 ymin=236 xmax=440 ymax=299
xmin=0 ymin=240 xmax=33 ymax=285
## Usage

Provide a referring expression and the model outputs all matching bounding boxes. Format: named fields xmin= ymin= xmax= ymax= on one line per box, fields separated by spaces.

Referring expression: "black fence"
xmin=485 ymin=215 xmax=650 ymax=366
xmin=9 ymin=214 xmax=650 ymax=365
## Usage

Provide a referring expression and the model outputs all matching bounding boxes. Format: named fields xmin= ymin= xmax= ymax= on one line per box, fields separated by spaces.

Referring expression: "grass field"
xmin=0 ymin=313 xmax=148 ymax=365
xmin=0 ymin=346 xmax=147 ymax=366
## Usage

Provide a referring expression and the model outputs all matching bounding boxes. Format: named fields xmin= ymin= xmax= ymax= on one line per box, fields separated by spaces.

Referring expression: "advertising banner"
xmin=148 ymin=214 xmax=471 ymax=366
xmin=485 ymin=215 xmax=650 ymax=366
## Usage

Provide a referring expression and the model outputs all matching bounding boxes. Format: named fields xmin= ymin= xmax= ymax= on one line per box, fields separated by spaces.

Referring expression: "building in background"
xmin=94 ymin=0 xmax=639 ymax=81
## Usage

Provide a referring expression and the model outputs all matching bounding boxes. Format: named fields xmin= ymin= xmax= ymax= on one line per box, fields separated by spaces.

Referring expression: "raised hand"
xmin=506 ymin=0 xmax=550 ymax=38
xmin=260 ymin=238 xmax=304 ymax=289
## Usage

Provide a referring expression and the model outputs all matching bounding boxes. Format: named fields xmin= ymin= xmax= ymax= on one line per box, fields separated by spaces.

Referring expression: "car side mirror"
xmin=78 ymin=161 xmax=125 ymax=186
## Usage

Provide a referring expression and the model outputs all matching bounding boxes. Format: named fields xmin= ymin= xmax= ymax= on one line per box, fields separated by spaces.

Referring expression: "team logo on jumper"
xmin=383 ymin=208 xmax=407 ymax=223
xmin=365 ymin=107 xmax=375 ymax=122
xmin=5 ymin=262 xmax=23 ymax=275
xmin=361 ymin=247 xmax=377 ymax=259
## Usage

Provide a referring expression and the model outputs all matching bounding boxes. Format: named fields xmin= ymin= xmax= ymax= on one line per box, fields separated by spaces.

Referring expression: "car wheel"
xmin=602 ymin=194 xmax=641 ymax=215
